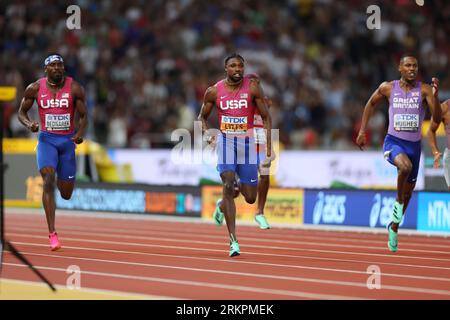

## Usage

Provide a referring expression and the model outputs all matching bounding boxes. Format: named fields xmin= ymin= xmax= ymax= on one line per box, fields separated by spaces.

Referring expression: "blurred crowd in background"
xmin=2 ymin=0 xmax=450 ymax=150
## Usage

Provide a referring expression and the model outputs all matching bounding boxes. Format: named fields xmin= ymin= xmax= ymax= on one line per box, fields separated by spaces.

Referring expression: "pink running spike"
xmin=49 ymin=232 xmax=61 ymax=251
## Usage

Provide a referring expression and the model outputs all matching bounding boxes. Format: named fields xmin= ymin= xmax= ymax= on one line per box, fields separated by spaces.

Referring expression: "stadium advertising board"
xmin=277 ymin=151 xmax=425 ymax=190
xmin=417 ymin=192 xmax=450 ymax=232
xmin=109 ymin=149 xmax=425 ymax=190
xmin=201 ymin=186 xmax=304 ymax=225
xmin=304 ymin=190 xmax=418 ymax=229
xmin=109 ymin=149 xmax=202 ymax=186
xmin=56 ymin=183 xmax=202 ymax=217
xmin=4 ymin=138 xmax=93 ymax=207
xmin=3 ymin=139 xmax=47 ymax=207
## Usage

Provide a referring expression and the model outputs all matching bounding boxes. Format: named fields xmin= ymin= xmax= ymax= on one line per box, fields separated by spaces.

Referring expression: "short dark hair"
xmin=224 ymin=53 xmax=244 ymax=66
xmin=399 ymin=54 xmax=417 ymax=64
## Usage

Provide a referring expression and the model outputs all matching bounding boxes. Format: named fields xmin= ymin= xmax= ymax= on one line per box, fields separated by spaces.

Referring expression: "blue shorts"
xmin=216 ymin=134 xmax=258 ymax=186
xmin=36 ymin=131 xmax=76 ymax=181
xmin=383 ymin=134 xmax=421 ymax=183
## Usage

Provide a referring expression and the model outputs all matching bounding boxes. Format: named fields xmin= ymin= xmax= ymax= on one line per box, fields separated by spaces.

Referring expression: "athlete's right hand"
xmin=433 ymin=151 xmax=442 ymax=168
xmin=356 ymin=131 xmax=366 ymax=150
xmin=205 ymin=134 xmax=216 ymax=146
xmin=431 ymin=77 xmax=439 ymax=97
xmin=27 ymin=121 xmax=39 ymax=132
xmin=261 ymin=152 xmax=276 ymax=169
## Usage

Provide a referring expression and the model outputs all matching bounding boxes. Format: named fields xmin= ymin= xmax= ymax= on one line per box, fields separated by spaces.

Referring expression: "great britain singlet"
xmin=387 ymin=80 xmax=424 ymax=142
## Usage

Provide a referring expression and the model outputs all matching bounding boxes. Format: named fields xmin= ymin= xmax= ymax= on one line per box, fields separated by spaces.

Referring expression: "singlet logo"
xmin=394 ymin=114 xmax=419 ymax=132
xmin=40 ymin=98 xmax=69 ymax=109
xmin=45 ymin=113 xmax=71 ymax=131
xmin=392 ymin=96 xmax=420 ymax=109
xmin=219 ymin=99 xmax=248 ymax=110
xmin=220 ymin=116 xmax=248 ymax=133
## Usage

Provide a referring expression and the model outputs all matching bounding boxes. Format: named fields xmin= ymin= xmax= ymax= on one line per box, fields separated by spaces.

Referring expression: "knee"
xmin=42 ymin=175 xmax=56 ymax=191
xmin=223 ymin=182 xmax=235 ymax=198
xmin=60 ymin=190 xmax=72 ymax=200
xmin=398 ymin=162 xmax=412 ymax=175
xmin=244 ymin=194 xmax=257 ymax=204
xmin=58 ymin=182 xmax=74 ymax=200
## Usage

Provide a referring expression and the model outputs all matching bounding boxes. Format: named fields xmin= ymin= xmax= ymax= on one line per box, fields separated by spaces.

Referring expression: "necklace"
xmin=225 ymin=78 xmax=243 ymax=95
xmin=46 ymin=77 xmax=64 ymax=88
xmin=400 ymin=78 xmax=415 ymax=90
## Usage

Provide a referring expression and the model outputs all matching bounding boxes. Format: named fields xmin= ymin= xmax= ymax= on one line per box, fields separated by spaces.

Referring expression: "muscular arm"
xmin=197 ymin=86 xmax=216 ymax=134
xmin=250 ymin=78 xmax=272 ymax=157
xmin=72 ymin=81 xmax=88 ymax=144
xmin=423 ymin=82 xmax=442 ymax=125
xmin=18 ymin=82 xmax=39 ymax=132
xmin=356 ymin=81 xmax=391 ymax=147
xmin=426 ymin=102 xmax=447 ymax=167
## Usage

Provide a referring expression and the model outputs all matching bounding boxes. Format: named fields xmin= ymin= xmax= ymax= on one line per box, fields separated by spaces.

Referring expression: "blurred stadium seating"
xmin=1 ymin=0 xmax=449 ymax=150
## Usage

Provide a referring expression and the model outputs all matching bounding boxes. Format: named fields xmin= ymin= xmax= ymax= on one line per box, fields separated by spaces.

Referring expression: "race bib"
xmin=220 ymin=116 xmax=248 ymax=134
xmin=254 ymin=127 xmax=267 ymax=144
xmin=393 ymin=114 xmax=419 ymax=132
xmin=45 ymin=113 xmax=70 ymax=131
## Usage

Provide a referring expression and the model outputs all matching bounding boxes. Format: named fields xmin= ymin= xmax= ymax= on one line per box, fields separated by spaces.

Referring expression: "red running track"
xmin=2 ymin=211 xmax=450 ymax=299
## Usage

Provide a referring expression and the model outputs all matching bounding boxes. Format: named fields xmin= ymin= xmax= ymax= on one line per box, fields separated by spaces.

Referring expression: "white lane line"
xmin=12 ymin=248 xmax=450 ymax=283
xmin=7 ymin=230 xmax=450 ymax=263
xmin=7 ymin=240 xmax=450 ymax=273
xmin=10 ymin=250 xmax=450 ymax=295
xmin=8 ymin=219 xmax=450 ymax=250
xmin=7 ymin=224 xmax=450 ymax=255
xmin=7 ymin=208 xmax=450 ymax=238
xmin=2 ymin=263 xmax=365 ymax=300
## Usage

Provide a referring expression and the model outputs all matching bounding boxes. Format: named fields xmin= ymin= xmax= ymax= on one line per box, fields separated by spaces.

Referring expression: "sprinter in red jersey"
xmin=198 ymin=53 xmax=272 ymax=256
xmin=18 ymin=54 xmax=88 ymax=251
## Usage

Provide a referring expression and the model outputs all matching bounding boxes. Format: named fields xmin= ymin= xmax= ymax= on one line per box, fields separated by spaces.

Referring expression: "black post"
xmin=0 ymin=92 xmax=56 ymax=292
xmin=1 ymin=100 xmax=6 ymax=271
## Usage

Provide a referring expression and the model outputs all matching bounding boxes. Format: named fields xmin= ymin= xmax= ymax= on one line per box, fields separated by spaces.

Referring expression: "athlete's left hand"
xmin=356 ymin=131 xmax=366 ymax=150
xmin=432 ymin=77 xmax=439 ymax=97
xmin=433 ymin=151 xmax=442 ymax=168
xmin=72 ymin=136 xmax=84 ymax=144
xmin=261 ymin=152 xmax=276 ymax=168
